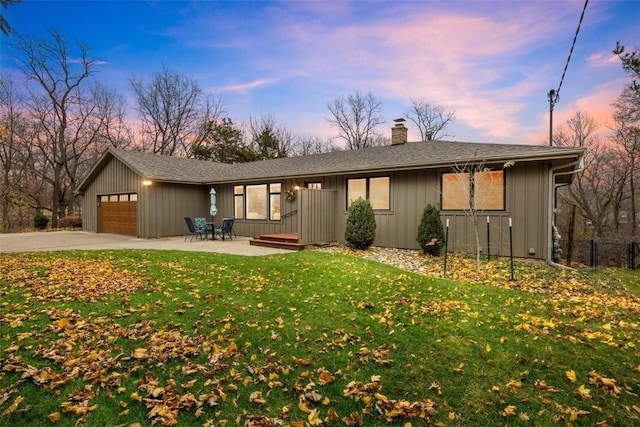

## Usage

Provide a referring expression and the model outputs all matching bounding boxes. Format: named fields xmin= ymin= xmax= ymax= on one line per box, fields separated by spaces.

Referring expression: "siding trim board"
xmin=78 ymin=142 xmax=584 ymax=262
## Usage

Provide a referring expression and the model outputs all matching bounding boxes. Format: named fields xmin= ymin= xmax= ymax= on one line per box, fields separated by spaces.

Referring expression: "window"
xmin=234 ymin=186 xmax=244 ymax=219
xmin=347 ymin=178 xmax=366 ymax=204
xmin=442 ymin=170 xmax=504 ymax=210
xmin=346 ymin=177 xmax=390 ymax=210
xmin=369 ymin=177 xmax=390 ymax=210
xmin=235 ymin=183 xmax=282 ymax=221
xmin=270 ymin=183 xmax=281 ymax=220
xmin=102 ymin=194 xmax=136 ymax=203
xmin=306 ymin=182 xmax=322 ymax=190
xmin=442 ymin=173 xmax=470 ymax=210
xmin=246 ymin=184 xmax=267 ymax=219
xmin=474 ymin=171 xmax=504 ymax=210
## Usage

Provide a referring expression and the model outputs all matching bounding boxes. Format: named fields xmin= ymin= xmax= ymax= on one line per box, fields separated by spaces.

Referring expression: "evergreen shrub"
xmin=33 ymin=212 xmax=49 ymax=230
xmin=345 ymin=197 xmax=376 ymax=250
xmin=417 ymin=204 xmax=445 ymax=256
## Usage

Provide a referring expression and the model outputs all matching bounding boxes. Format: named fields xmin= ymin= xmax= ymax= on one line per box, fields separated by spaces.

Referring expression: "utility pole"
xmin=548 ymin=89 xmax=558 ymax=146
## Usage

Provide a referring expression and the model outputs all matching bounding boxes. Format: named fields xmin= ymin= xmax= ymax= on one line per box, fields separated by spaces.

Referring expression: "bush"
xmin=345 ymin=197 xmax=376 ymax=250
xmin=417 ymin=204 xmax=445 ymax=256
xmin=59 ymin=215 xmax=82 ymax=228
xmin=33 ymin=212 xmax=49 ymax=230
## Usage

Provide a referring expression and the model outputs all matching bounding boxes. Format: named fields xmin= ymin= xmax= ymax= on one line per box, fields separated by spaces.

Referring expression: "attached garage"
xmin=99 ymin=194 xmax=137 ymax=236
xmin=78 ymin=149 xmax=221 ymax=238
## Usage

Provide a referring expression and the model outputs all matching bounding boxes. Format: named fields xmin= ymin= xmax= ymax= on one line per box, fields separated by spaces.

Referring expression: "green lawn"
xmin=0 ymin=250 xmax=639 ymax=426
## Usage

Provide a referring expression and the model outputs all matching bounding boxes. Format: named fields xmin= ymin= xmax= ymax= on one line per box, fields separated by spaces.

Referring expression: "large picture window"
xmin=442 ymin=170 xmax=504 ymax=210
xmin=235 ymin=183 xmax=281 ymax=221
xmin=246 ymin=184 xmax=267 ymax=219
xmin=347 ymin=176 xmax=390 ymax=210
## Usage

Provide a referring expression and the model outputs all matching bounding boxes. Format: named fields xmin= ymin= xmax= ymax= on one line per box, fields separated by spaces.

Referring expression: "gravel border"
xmin=313 ymin=245 xmax=433 ymax=275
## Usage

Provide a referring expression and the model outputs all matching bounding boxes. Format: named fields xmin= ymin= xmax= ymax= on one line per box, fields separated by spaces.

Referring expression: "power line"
xmin=548 ymin=0 xmax=589 ymax=145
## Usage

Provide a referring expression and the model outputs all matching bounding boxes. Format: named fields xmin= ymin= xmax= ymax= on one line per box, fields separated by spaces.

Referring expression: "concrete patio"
xmin=0 ymin=231 xmax=292 ymax=256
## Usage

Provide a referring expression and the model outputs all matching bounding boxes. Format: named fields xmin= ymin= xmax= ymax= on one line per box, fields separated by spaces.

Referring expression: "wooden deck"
xmin=249 ymin=233 xmax=305 ymax=251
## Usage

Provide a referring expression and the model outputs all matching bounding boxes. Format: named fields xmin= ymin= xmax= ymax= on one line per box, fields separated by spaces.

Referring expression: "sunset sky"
xmin=3 ymin=0 xmax=638 ymax=146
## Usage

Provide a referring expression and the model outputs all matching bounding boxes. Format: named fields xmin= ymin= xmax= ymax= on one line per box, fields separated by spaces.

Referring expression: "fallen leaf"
xmin=2 ymin=395 xmax=23 ymax=416
xmin=577 ymin=384 xmax=592 ymax=399
xmin=132 ymin=348 xmax=148 ymax=359
xmin=308 ymin=408 xmax=323 ymax=426
xmin=501 ymin=405 xmax=517 ymax=416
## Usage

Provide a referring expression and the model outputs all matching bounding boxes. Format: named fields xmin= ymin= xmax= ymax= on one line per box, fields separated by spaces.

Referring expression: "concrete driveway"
xmin=0 ymin=231 xmax=291 ymax=256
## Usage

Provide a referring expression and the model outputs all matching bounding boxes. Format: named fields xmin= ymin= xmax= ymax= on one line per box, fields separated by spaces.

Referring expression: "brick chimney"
xmin=391 ymin=118 xmax=407 ymax=145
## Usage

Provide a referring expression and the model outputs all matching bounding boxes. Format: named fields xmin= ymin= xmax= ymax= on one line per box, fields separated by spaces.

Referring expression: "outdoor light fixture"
xmin=142 ymin=180 xmax=152 ymax=186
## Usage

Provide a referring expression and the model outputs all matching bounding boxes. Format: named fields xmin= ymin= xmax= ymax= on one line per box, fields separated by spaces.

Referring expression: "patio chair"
xmin=214 ymin=217 xmax=235 ymax=241
xmin=227 ymin=216 xmax=237 ymax=238
xmin=194 ymin=217 xmax=210 ymax=240
xmin=184 ymin=217 xmax=206 ymax=242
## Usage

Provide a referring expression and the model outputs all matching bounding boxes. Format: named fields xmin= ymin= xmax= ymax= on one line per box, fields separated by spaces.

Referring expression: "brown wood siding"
xmin=324 ymin=163 xmax=549 ymax=259
xmin=297 ymin=189 xmax=336 ymax=244
xmin=82 ymin=157 xmax=209 ymax=238
xmin=81 ymin=154 xmax=553 ymax=258
xmin=441 ymin=162 xmax=550 ymax=259
xmin=508 ymin=161 xmax=549 ymax=259
xmin=334 ymin=170 xmax=440 ymax=250
xmin=142 ymin=183 xmax=209 ymax=238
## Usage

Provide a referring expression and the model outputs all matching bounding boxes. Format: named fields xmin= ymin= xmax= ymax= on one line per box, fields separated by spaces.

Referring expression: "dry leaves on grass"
xmin=2 ymin=251 xmax=639 ymax=426
xmin=0 ymin=255 xmax=148 ymax=303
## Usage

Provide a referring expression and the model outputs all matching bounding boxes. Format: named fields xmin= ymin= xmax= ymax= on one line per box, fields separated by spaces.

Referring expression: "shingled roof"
xmin=77 ymin=148 xmax=230 ymax=190
xmin=78 ymin=141 xmax=584 ymax=190
xmin=209 ymin=140 xmax=584 ymax=183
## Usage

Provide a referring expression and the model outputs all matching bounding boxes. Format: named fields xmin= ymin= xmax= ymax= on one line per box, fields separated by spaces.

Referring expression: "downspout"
xmin=547 ymin=157 xmax=585 ymax=267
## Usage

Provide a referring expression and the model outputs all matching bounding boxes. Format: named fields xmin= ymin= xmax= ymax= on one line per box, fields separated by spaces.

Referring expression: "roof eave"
xmin=205 ymin=149 xmax=586 ymax=184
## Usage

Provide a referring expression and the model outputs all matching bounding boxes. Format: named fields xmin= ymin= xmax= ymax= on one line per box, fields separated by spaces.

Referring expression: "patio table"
xmin=206 ymin=222 xmax=219 ymax=240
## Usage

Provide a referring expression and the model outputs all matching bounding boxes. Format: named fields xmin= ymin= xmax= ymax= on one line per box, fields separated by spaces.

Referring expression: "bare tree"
xmin=90 ymin=82 xmax=134 ymax=151
xmin=0 ymin=76 xmax=36 ymax=231
xmin=290 ymin=136 xmax=337 ymax=157
xmin=0 ymin=0 xmax=21 ymax=35
xmin=555 ymin=112 xmax=624 ymax=241
xmin=12 ymin=30 xmax=100 ymax=227
xmin=189 ymin=94 xmax=226 ymax=158
xmin=327 ymin=90 xmax=385 ymax=149
xmin=444 ymin=157 xmax=511 ymax=270
xmin=611 ymin=87 xmax=640 ymax=237
xmin=405 ymin=99 xmax=456 ymax=140
xmin=130 ymin=65 xmax=224 ymax=157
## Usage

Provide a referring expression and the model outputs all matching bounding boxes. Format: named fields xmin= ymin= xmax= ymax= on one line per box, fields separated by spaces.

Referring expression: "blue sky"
xmin=2 ymin=0 xmax=638 ymax=146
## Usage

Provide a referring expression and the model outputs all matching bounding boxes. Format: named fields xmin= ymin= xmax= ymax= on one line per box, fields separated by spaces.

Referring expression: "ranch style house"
xmin=77 ymin=122 xmax=584 ymax=263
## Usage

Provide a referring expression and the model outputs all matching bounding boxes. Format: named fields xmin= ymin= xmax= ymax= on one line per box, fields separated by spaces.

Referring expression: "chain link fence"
xmin=559 ymin=239 xmax=640 ymax=269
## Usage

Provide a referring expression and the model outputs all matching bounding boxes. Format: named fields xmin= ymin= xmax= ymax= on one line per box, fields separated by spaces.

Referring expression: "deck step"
xmin=249 ymin=233 xmax=305 ymax=251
